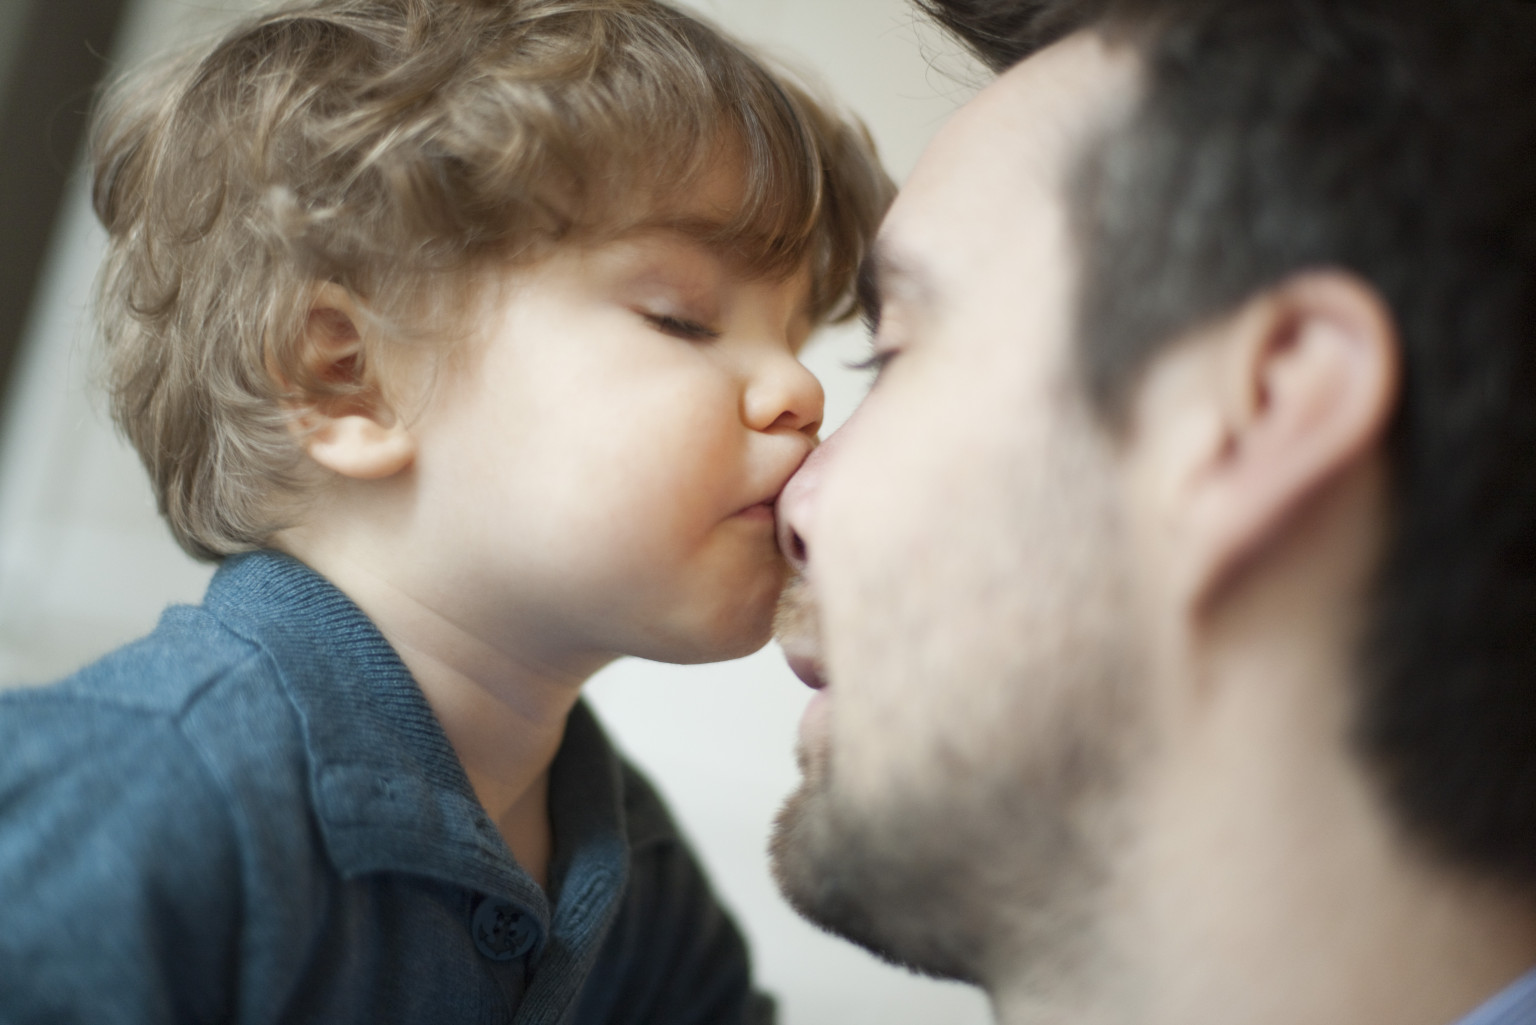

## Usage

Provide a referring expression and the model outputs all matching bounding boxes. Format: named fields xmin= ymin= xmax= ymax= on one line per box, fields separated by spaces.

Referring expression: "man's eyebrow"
xmin=856 ymin=242 xmax=934 ymax=335
xmin=856 ymin=251 xmax=883 ymax=334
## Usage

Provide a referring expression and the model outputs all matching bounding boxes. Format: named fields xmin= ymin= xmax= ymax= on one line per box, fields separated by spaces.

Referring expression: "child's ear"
xmin=286 ymin=283 xmax=416 ymax=480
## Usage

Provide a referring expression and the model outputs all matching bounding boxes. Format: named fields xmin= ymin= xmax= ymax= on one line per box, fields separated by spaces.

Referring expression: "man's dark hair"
xmin=921 ymin=0 xmax=1536 ymax=888
xmin=914 ymin=0 xmax=1102 ymax=68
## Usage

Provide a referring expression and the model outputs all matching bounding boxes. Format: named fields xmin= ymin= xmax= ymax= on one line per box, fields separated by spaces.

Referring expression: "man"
xmin=769 ymin=1 xmax=1536 ymax=1023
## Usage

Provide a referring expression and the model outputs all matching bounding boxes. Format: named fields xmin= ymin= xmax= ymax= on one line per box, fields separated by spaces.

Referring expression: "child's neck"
xmin=277 ymin=538 xmax=612 ymax=890
xmin=386 ymin=627 xmax=590 ymax=890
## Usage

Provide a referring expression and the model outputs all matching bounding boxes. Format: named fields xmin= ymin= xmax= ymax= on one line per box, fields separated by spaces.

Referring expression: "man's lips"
xmin=776 ymin=573 xmax=824 ymax=689
xmin=783 ymin=651 xmax=826 ymax=690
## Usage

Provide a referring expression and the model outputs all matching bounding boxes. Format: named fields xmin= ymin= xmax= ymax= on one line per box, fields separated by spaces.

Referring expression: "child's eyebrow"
xmin=615 ymin=222 xmax=789 ymax=285
xmin=608 ymin=219 xmax=733 ymax=263
xmin=624 ymin=214 xmax=802 ymax=278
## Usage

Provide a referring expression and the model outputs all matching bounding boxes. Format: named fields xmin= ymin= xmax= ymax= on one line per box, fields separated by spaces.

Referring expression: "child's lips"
xmin=732 ymin=499 xmax=777 ymax=522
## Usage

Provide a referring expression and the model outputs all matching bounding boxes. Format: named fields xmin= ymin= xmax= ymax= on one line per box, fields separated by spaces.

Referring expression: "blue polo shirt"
xmin=0 ymin=551 xmax=771 ymax=1025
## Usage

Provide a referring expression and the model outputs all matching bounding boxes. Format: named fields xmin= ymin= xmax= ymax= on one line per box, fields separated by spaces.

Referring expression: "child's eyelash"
xmin=644 ymin=313 xmax=720 ymax=341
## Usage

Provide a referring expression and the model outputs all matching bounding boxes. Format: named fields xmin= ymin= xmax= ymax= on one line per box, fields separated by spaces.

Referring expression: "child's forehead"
xmin=579 ymin=215 xmax=805 ymax=291
xmin=656 ymin=153 xmax=749 ymax=216
xmin=601 ymin=164 xmax=749 ymax=254
xmin=581 ymin=156 xmax=803 ymax=270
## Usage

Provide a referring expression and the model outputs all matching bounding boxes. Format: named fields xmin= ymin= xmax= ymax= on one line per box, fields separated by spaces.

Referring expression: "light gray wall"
xmin=0 ymin=2 xmax=990 ymax=1021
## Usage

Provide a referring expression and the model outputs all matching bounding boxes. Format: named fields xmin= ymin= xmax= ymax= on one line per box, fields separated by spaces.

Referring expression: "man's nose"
xmin=777 ymin=429 xmax=836 ymax=573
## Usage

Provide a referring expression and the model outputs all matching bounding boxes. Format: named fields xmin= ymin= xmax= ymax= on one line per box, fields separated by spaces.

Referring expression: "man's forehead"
xmin=972 ymin=34 xmax=1133 ymax=163
xmin=882 ymin=32 xmax=1139 ymax=264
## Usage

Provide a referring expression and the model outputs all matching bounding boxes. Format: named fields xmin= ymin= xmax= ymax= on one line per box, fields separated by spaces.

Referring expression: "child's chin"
xmin=640 ymin=614 xmax=776 ymax=666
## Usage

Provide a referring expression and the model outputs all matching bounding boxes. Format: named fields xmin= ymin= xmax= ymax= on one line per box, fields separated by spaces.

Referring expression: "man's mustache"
xmin=775 ymin=574 xmax=819 ymax=644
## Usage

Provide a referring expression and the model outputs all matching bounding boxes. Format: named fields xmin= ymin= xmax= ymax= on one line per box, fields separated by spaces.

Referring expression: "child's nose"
xmin=743 ymin=350 xmax=824 ymax=437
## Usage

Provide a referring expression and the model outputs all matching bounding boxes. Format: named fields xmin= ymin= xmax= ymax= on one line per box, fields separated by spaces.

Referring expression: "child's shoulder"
xmin=0 ymin=596 xmax=333 ymax=1022
xmin=0 ymin=585 xmax=304 ymax=778
xmin=0 ymin=610 xmax=258 ymax=857
xmin=0 ymin=557 xmax=354 ymax=1019
xmin=0 ymin=555 xmax=340 ymax=873
xmin=10 ymin=602 xmax=263 ymax=716
xmin=0 ymin=576 xmax=317 ymax=847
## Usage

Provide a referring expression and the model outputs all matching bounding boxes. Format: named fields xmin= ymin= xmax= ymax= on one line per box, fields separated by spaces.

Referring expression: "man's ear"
xmin=1133 ymin=272 xmax=1400 ymax=611
xmin=286 ymin=283 xmax=416 ymax=480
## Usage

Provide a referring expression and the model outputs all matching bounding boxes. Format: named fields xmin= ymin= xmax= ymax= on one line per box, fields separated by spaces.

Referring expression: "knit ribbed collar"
xmin=202 ymin=550 xmax=630 ymax=962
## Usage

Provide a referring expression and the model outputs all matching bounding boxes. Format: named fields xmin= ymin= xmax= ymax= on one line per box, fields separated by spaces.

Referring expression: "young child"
xmin=0 ymin=0 xmax=890 ymax=1020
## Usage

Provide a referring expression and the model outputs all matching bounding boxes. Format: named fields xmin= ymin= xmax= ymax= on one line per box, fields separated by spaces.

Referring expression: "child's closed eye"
xmin=641 ymin=311 xmax=721 ymax=341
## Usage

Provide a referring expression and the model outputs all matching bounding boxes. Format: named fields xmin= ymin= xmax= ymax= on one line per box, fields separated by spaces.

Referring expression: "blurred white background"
xmin=0 ymin=0 xmax=989 ymax=1021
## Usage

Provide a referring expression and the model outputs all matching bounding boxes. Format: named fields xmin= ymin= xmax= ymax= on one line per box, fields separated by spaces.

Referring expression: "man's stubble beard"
xmin=768 ymin=416 xmax=1144 ymax=1003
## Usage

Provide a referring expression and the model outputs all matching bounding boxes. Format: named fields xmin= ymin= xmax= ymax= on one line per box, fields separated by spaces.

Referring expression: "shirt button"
xmin=471 ymin=897 xmax=539 ymax=961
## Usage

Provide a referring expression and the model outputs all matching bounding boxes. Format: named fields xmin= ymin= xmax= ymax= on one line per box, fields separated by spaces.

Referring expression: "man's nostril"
xmin=790 ymin=529 xmax=807 ymax=564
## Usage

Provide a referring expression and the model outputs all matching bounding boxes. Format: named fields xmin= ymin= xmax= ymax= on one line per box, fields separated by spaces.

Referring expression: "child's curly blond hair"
xmin=92 ymin=0 xmax=892 ymax=560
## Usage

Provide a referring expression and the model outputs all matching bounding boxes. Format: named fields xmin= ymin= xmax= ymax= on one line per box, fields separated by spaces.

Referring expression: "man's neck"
xmin=1118 ymin=717 xmax=1536 ymax=1025
xmin=989 ymin=665 xmax=1536 ymax=1025
xmin=991 ymin=504 xmax=1536 ymax=1025
xmin=991 ymin=753 xmax=1536 ymax=1025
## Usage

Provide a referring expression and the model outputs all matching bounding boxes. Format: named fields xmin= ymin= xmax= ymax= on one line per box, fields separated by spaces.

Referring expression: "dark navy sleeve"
xmin=572 ymin=763 xmax=775 ymax=1025
xmin=0 ymin=689 xmax=243 ymax=1024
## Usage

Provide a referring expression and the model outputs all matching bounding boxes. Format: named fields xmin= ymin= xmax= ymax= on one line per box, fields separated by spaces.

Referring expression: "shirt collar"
xmin=202 ymin=550 xmax=630 ymax=948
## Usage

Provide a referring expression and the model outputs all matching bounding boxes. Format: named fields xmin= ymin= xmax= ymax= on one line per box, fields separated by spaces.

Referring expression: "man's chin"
xmin=768 ymin=767 xmax=986 ymax=985
xmin=769 ymin=778 xmax=889 ymax=963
